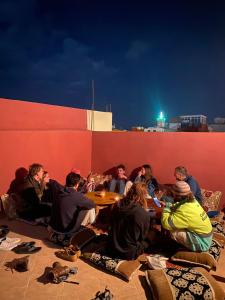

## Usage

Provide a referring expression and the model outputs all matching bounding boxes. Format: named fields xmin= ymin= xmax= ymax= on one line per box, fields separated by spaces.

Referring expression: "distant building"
xmin=180 ymin=115 xmax=207 ymax=127
xmin=176 ymin=115 xmax=208 ymax=132
xmin=131 ymin=126 xmax=144 ymax=131
xmin=167 ymin=115 xmax=208 ymax=132
xmin=168 ymin=117 xmax=181 ymax=131
xmin=209 ymin=117 xmax=225 ymax=132
xmin=144 ymin=127 xmax=165 ymax=132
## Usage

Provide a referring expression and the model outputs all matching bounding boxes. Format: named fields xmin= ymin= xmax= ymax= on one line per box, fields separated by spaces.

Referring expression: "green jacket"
xmin=161 ymin=199 xmax=212 ymax=251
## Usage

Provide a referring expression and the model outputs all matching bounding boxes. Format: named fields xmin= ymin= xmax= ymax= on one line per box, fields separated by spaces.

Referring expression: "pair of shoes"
xmin=55 ymin=245 xmax=81 ymax=262
xmin=0 ymin=237 xmax=21 ymax=251
xmin=12 ymin=241 xmax=41 ymax=254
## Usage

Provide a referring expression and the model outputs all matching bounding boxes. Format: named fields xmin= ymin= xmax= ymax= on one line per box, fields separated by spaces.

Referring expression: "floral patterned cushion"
xmin=145 ymin=267 xmax=225 ymax=300
xmin=82 ymin=252 xmax=141 ymax=281
xmin=201 ymin=189 xmax=222 ymax=212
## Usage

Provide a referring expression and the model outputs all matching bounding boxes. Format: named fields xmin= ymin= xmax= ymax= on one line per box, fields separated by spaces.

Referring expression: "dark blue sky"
xmin=0 ymin=0 xmax=225 ymax=128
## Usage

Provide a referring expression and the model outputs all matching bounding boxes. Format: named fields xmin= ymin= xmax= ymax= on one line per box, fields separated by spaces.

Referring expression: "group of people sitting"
xmin=7 ymin=162 xmax=212 ymax=260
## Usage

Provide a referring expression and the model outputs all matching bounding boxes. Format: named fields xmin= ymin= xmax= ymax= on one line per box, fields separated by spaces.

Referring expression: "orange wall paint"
xmin=92 ymin=132 xmax=225 ymax=208
xmin=0 ymin=98 xmax=87 ymax=130
xmin=0 ymin=130 xmax=92 ymax=194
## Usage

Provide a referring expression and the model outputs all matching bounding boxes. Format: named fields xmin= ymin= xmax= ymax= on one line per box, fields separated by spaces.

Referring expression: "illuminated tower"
xmin=157 ymin=111 xmax=166 ymax=128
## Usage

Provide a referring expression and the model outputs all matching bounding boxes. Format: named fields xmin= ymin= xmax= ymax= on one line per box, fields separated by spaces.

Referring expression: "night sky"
xmin=1 ymin=0 xmax=225 ymax=129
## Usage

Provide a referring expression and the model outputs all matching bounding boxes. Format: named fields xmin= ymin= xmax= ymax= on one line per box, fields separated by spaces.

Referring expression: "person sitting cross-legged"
xmin=48 ymin=172 xmax=96 ymax=245
xmin=161 ymin=181 xmax=213 ymax=252
xmin=107 ymin=182 xmax=151 ymax=260
xmin=109 ymin=164 xmax=127 ymax=195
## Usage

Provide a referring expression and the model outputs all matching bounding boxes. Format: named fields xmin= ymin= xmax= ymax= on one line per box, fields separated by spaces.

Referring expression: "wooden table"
xmin=85 ymin=191 xmax=122 ymax=206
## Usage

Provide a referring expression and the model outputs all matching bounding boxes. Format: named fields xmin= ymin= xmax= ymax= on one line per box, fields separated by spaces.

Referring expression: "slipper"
xmin=55 ymin=246 xmax=81 ymax=262
xmin=13 ymin=245 xmax=41 ymax=254
xmin=16 ymin=241 xmax=36 ymax=248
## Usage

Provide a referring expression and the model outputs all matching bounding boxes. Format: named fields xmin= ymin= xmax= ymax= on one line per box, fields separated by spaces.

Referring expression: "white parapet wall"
xmin=87 ymin=110 xmax=112 ymax=131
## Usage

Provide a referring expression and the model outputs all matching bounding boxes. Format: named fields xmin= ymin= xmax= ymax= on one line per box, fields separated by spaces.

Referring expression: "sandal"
xmin=16 ymin=241 xmax=36 ymax=248
xmin=12 ymin=244 xmax=41 ymax=254
xmin=55 ymin=245 xmax=81 ymax=262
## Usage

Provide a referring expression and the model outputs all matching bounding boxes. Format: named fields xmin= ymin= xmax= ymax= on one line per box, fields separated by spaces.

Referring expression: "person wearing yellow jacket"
xmin=161 ymin=181 xmax=212 ymax=252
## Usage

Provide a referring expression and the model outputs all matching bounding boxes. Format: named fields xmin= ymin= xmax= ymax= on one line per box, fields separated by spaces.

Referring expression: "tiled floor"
xmin=0 ymin=216 xmax=225 ymax=300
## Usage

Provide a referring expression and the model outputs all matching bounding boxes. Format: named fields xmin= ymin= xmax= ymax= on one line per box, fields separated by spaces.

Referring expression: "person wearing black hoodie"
xmin=107 ymin=182 xmax=151 ymax=260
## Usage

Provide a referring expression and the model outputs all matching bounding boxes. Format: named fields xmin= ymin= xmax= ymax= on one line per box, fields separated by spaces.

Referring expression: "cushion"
xmin=211 ymin=220 xmax=225 ymax=247
xmin=201 ymin=189 xmax=222 ymax=212
xmin=145 ymin=266 xmax=225 ymax=300
xmin=82 ymin=252 xmax=141 ymax=281
xmin=171 ymin=239 xmax=222 ymax=271
xmin=1 ymin=193 xmax=18 ymax=219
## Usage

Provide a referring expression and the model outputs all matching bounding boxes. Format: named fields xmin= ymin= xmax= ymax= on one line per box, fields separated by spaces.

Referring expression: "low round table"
xmin=85 ymin=191 xmax=122 ymax=206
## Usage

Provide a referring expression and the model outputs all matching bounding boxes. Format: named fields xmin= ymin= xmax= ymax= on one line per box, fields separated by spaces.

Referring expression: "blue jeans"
xmin=109 ymin=179 xmax=126 ymax=195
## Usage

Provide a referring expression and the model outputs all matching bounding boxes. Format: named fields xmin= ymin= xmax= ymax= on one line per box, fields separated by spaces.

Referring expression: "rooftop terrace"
xmin=0 ymin=216 xmax=225 ymax=300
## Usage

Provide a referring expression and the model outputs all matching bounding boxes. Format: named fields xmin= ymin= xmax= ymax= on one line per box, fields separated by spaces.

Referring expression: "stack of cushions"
xmin=82 ymin=252 xmax=141 ymax=281
xmin=201 ymin=189 xmax=222 ymax=212
xmin=145 ymin=266 xmax=225 ymax=299
xmin=171 ymin=239 xmax=222 ymax=271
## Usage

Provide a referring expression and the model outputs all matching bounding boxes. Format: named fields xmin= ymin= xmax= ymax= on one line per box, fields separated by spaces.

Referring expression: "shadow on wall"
xmin=103 ymin=167 xmax=118 ymax=178
xmin=7 ymin=167 xmax=28 ymax=194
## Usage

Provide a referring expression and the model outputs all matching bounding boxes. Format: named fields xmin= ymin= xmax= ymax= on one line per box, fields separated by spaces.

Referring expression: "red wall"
xmin=0 ymin=130 xmax=92 ymax=194
xmin=1 ymin=98 xmax=225 ymax=209
xmin=0 ymin=98 xmax=87 ymax=130
xmin=92 ymin=132 xmax=225 ymax=208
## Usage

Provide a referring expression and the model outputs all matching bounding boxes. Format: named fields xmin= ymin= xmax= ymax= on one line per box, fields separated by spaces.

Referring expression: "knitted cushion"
xmin=145 ymin=267 xmax=225 ymax=300
xmin=201 ymin=189 xmax=222 ymax=212
xmin=82 ymin=252 xmax=140 ymax=281
xmin=171 ymin=239 xmax=222 ymax=271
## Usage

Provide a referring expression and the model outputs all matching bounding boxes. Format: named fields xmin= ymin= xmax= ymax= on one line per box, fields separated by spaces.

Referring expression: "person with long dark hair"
xmin=107 ymin=182 xmax=151 ymax=260
xmin=135 ymin=164 xmax=159 ymax=198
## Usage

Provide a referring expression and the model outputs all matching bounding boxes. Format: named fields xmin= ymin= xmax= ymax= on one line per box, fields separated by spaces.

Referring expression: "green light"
xmin=157 ymin=111 xmax=165 ymax=122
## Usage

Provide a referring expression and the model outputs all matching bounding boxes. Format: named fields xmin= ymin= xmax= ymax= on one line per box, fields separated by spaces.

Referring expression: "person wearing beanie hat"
xmin=161 ymin=181 xmax=212 ymax=252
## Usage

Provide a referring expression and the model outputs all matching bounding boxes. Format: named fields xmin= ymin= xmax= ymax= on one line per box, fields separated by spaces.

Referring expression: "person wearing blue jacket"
xmin=174 ymin=166 xmax=202 ymax=204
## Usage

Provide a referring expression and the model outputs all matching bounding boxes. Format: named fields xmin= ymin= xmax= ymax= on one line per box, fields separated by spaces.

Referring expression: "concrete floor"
xmin=0 ymin=217 xmax=225 ymax=300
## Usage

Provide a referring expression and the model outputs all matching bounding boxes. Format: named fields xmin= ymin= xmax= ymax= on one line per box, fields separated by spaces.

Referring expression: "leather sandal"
xmin=55 ymin=245 xmax=81 ymax=262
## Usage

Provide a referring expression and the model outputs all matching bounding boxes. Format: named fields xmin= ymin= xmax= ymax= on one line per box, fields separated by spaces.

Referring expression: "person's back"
xmin=50 ymin=172 xmax=96 ymax=234
xmin=107 ymin=183 xmax=151 ymax=260
xmin=50 ymin=186 xmax=94 ymax=233
xmin=161 ymin=181 xmax=212 ymax=252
